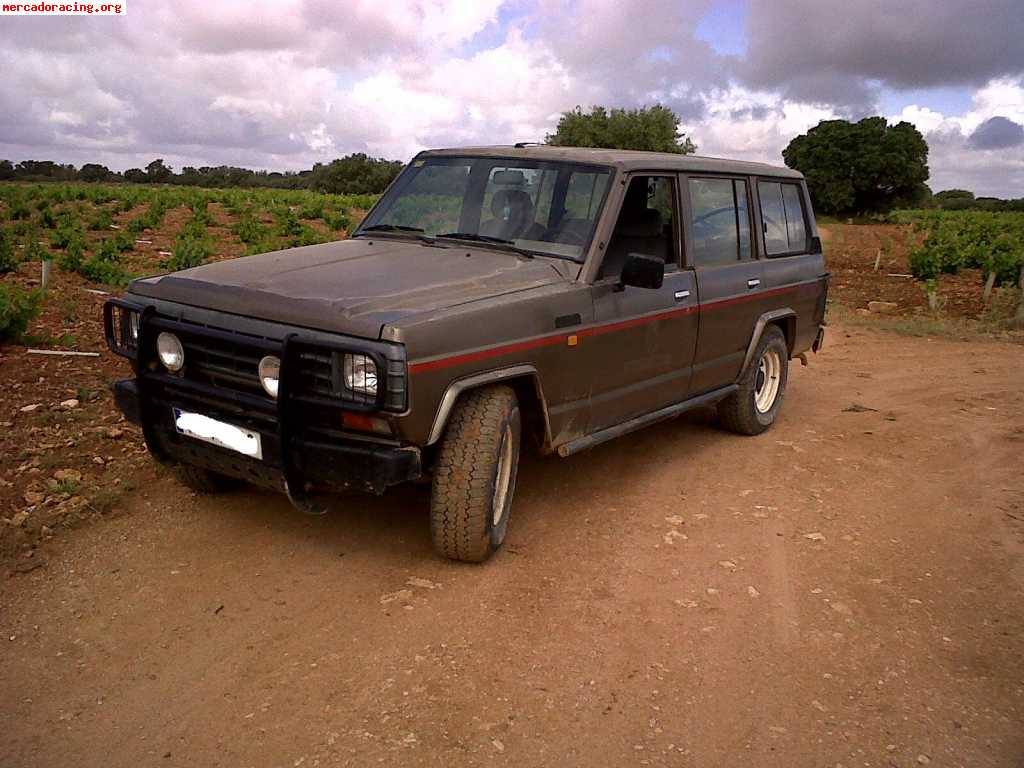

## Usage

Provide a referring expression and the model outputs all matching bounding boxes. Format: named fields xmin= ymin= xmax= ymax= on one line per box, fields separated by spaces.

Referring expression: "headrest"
xmin=616 ymin=208 xmax=662 ymax=238
xmin=493 ymin=169 xmax=526 ymax=185
xmin=491 ymin=188 xmax=534 ymax=219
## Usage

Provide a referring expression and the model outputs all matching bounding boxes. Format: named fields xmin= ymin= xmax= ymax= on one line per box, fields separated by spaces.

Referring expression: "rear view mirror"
xmin=620 ymin=252 xmax=665 ymax=290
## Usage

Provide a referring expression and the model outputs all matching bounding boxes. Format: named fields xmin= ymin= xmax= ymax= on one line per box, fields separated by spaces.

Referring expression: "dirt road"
xmin=2 ymin=324 xmax=1023 ymax=767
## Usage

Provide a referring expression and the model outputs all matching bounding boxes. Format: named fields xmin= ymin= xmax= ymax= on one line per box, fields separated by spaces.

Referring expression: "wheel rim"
xmin=754 ymin=348 xmax=782 ymax=413
xmin=492 ymin=424 xmax=513 ymax=526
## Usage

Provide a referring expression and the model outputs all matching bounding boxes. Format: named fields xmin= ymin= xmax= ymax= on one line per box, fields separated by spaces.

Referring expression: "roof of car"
xmin=418 ymin=145 xmax=804 ymax=179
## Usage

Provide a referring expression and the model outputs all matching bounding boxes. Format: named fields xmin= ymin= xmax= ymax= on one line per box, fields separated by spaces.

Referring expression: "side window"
xmin=758 ymin=181 xmax=808 ymax=256
xmin=688 ymin=177 xmax=749 ymax=266
xmin=781 ymin=184 xmax=807 ymax=250
xmin=599 ymin=176 xmax=677 ymax=279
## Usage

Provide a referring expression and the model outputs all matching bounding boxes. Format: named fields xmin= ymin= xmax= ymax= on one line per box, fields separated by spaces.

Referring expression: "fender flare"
xmin=426 ymin=365 xmax=551 ymax=446
xmin=737 ymin=308 xmax=796 ymax=382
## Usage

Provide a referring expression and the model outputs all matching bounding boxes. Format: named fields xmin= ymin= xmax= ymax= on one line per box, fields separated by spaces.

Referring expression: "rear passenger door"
xmin=685 ymin=176 xmax=764 ymax=394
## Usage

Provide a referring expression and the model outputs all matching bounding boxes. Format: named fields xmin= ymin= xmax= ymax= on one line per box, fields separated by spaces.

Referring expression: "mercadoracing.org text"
xmin=1 ymin=2 xmax=125 ymax=14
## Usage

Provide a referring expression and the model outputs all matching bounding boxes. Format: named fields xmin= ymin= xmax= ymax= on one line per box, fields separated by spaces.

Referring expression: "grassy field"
xmin=0 ymin=182 xmax=378 ymax=289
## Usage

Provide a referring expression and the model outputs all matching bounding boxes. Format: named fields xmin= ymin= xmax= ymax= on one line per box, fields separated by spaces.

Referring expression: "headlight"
xmin=258 ymin=355 xmax=280 ymax=398
xmin=343 ymin=353 xmax=377 ymax=396
xmin=157 ymin=332 xmax=184 ymax=372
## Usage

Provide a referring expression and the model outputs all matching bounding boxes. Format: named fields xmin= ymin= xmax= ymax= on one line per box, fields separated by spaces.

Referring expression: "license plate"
xmin=173 ymin=408 xmax=263 ymax=460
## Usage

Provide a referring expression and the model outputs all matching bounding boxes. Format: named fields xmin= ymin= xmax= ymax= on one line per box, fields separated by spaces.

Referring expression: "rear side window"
xmin=758 ymin=181 xmax=808 ymax=256
xmin=688 ymin=178 xmax=751 ymax=266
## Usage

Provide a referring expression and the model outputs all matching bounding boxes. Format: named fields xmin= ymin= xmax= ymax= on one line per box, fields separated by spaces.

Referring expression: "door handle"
xmin=747 ymin=278 xmax=761 ymax=289
xmin=674 ymin=290 xmax=690 ymax=301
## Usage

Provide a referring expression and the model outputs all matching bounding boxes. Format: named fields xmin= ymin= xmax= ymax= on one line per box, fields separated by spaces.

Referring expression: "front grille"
xmin=145 ymin=314 xmax=406 ymax=413
xmin=182 ymin=334 xmax=268 ymax=399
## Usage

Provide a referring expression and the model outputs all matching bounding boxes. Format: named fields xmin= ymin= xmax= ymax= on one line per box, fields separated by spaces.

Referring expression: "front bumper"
xmin=113 ymin=378 xmax=421 ymax=495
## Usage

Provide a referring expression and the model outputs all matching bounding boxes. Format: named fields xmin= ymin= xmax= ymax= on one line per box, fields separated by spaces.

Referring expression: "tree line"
xmin=0 ymin=154 xmax=404 ymax=195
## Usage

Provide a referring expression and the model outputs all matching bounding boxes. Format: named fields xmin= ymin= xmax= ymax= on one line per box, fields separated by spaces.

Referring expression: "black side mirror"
xmin=620 ymin=252 xmax=665 ymax=290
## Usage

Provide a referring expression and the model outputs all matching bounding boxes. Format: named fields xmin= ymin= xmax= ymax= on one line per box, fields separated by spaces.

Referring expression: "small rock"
xmin=53 ymin=469 xmax=83 ymax=483
xmin=664 ymin=515 xmax=683 ymax=526
xmin=10 ymin=511 xmax=30 ymax=527
xmin=19 ymin=403 xmax=42 ymax=413
xmin=747 ymin=586 xmax=760 ymax=598
xmin=59 ymin=399 xmax=80 ymax=410
xmin=718 ymin=560 xmax=737 ymax=570
xmin=491 ymin=739 xmax=505 ymax=753
xmin=93 ymin=456 xmax=106 ymax=465
xmin=868 ymin=300 xmax=898 ymax=314
xmin=380 ymin=589 xmax=413 ymax=605
xmin=811 ymin=699 xmax=827 ymax=712
xmin=663 ymin=529 xmax=687 ymax=544
xmin=803 ymin=532 xmax=826 ymax=541
xmin=104 ymin=427 xmax=124 ymax=439
xmin=23 ymin=490 xmax=45 ymax=506
xmin=917 ymin=755 xmax=930 ymax=765
xmin=405 ymin=577 xmax=439 ymax=590
xmin=830 ymin=602 xmax=852 ymax=615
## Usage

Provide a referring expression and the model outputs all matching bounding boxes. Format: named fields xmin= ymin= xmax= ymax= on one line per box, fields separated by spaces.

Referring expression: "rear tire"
xmin=175 ymin=463 xmax=238 ymax=494
xmin=718 ymin=325 xmax=789 ymax=435
xmin=430 ymin=385 xmax=521 ymax=563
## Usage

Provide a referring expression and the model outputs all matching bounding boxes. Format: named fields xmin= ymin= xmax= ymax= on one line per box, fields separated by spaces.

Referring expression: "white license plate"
xmin=173 ymin=409 xmax=263 ymax=460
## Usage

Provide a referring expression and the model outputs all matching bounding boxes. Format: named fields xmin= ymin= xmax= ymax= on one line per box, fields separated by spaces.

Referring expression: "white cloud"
xmin=0 ymin=1 xmax=1020 ymax=196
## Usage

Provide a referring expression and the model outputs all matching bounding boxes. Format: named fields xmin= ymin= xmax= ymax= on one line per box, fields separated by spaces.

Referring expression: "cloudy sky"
xmin=2 ymin=0 xmax=1023 ymax=196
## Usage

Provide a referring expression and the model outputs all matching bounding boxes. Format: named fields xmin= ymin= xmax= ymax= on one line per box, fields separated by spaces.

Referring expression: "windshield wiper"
xmin=360 ymin=223 xmax=426 ymax=233
xmin=436 ymin=232 xmax=534 ymax=258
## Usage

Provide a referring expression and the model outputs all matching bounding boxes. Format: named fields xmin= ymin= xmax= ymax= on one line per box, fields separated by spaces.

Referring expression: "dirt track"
xmin=2 ymin=323 xmax=1023 ymax=767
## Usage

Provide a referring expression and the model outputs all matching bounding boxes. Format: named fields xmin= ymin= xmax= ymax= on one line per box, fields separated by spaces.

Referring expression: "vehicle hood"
xmin=129 ymin=238 xmax=570 ymax=339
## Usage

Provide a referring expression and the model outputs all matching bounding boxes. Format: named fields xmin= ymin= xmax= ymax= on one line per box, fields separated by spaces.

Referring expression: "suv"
xmin=104 ymin=146 xmax=828 ymax=562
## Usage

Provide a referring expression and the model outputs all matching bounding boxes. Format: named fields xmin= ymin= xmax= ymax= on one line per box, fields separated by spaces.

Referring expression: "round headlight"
xmin=258 ymin=355 xmax=281 ymax=399
xmin=156 ymin=332 xmax=184 ymax=372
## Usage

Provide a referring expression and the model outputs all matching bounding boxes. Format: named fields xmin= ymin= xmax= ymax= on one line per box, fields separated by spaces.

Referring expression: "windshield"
xmin=357 ymin=156 xmax=612 ymax=262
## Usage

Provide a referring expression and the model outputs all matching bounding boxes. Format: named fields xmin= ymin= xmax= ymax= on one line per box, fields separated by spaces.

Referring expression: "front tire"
xmin=718 ymin=325 xmax=789 ymax=435
xmin=430 ymin=385 xmax=521 ymax=563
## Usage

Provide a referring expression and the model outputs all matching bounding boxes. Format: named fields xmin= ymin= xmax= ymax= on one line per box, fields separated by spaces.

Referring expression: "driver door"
xmin=586 ymin=175 xmax=699 ymax=433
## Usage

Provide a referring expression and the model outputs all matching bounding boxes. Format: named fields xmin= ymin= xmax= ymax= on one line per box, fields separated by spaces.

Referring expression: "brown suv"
xmin=104 ymin=146 xmax=828 ymax=562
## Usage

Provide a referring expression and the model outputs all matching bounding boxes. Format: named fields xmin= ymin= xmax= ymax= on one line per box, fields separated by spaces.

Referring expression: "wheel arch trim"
xmin=426 ymin=365 xmax=551 ymax=446
xmin=738 ymin=308 xmax=796 ymax=383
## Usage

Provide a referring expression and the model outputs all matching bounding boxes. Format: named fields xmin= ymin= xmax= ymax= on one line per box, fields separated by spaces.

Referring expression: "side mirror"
xmin=620 ymin=252 xmax=665 ymax=290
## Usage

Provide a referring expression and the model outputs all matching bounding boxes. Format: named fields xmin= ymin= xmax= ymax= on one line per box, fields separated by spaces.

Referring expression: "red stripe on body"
xmin=408 ymin=282 xmax=807 ymax=374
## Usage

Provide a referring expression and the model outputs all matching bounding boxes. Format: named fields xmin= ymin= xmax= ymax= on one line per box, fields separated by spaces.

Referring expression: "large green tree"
xmin=782 ymin=117 xmax=929 ymax=214
xmin=310 ymin=154 xmax=403 ymax=194
xmin=547 ymin=105 xmax=696 ymax=154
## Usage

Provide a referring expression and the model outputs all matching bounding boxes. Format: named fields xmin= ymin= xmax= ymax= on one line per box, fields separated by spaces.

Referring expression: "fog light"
xmin=156 ymin=332 xmax=184 ymax=372
xmin=258 ymin=355 xmax=281 ymax=399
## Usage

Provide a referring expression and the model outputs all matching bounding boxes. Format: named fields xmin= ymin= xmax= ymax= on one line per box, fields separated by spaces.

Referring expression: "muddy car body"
xmin=105 ymin=146 xmax=828 ymax=561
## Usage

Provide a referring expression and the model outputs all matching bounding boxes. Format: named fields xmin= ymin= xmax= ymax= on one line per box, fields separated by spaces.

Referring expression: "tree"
xmin=79 ymin=163 xmax=114 ymax=182
xmin=546 ymin=105 xmax=696 ymax=154
xmin=123 ymin=168 xmax=147 ymax=183
xmin=310 ymin=154 xmax=403 ymax=194
xmin=145 ymin=158 xmax=173 ymax=184
xmin=0 ymin=160 xmax=13 ymax=180
xmin=782 ymin=117 xmax=929 ymax=214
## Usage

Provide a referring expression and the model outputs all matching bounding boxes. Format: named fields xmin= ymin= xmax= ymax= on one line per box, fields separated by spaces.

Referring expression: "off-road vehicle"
xmin=105 ymin=146 xmax=828 ymax=562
